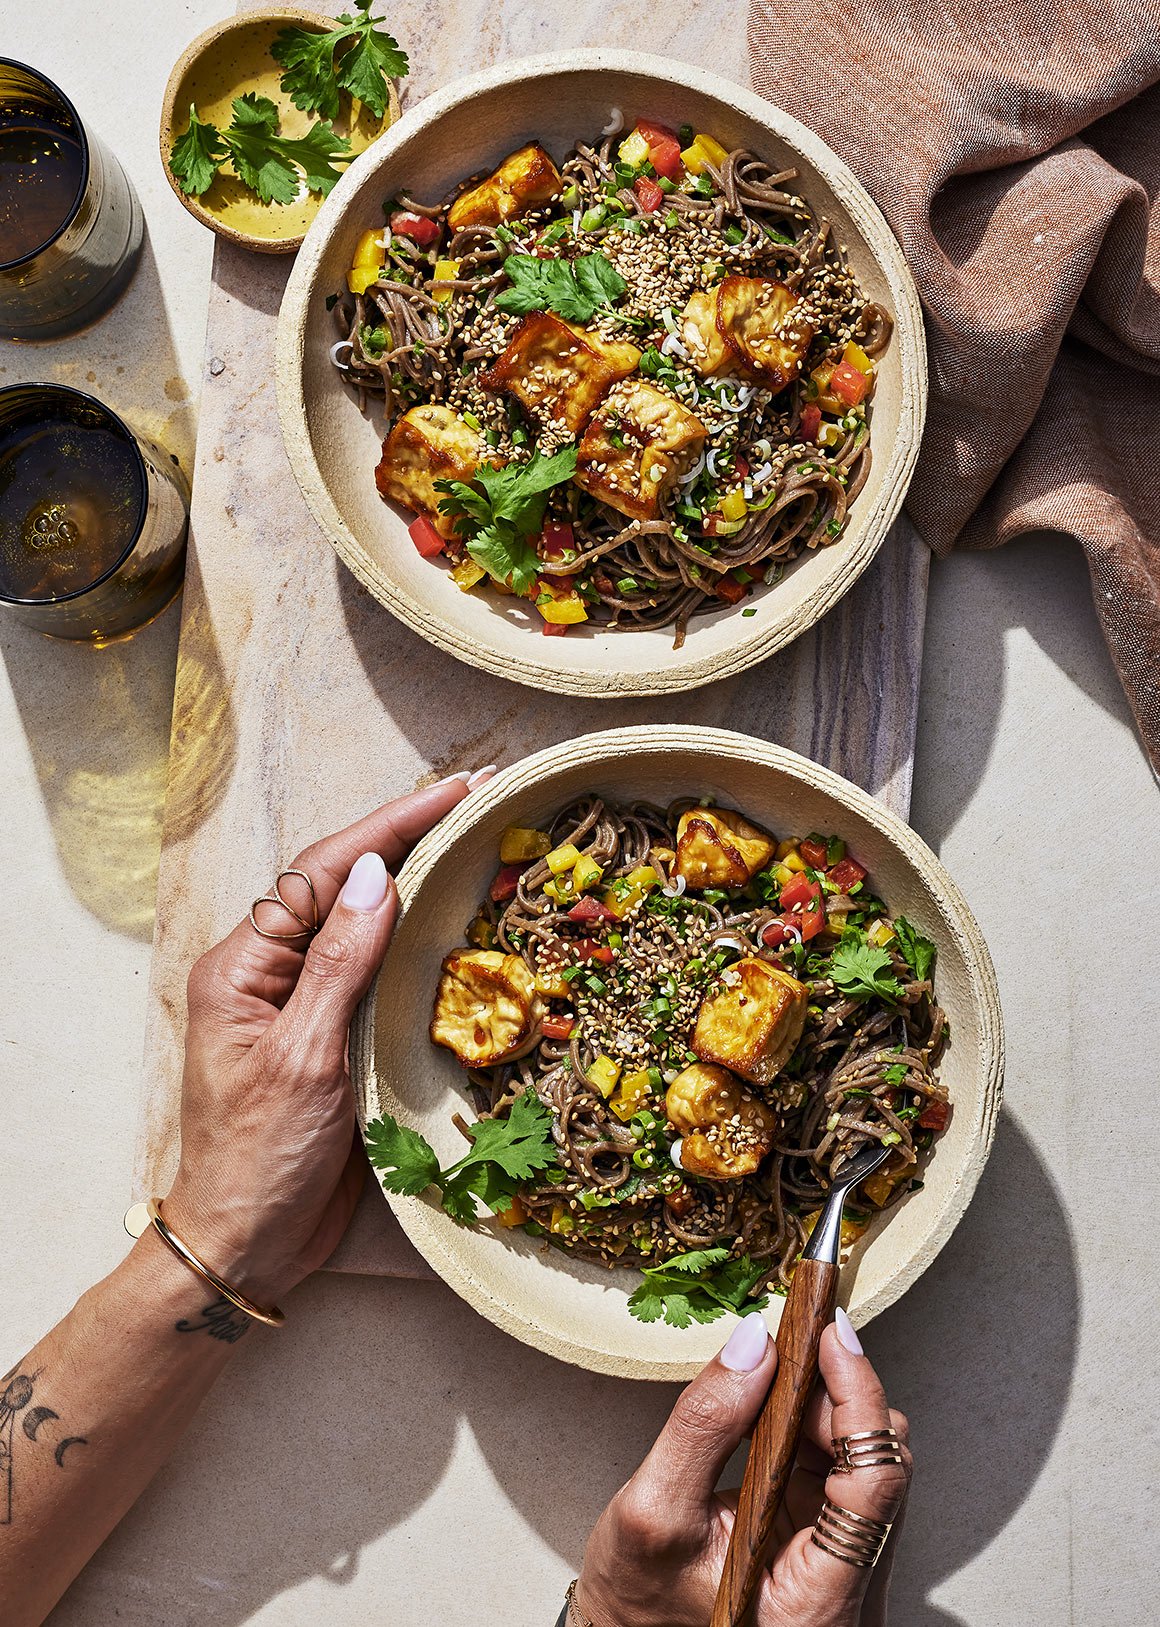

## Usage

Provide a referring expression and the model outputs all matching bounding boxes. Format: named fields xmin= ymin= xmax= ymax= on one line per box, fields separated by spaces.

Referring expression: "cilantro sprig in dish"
xmin=435 ymin=446 xmax=579 ymax=595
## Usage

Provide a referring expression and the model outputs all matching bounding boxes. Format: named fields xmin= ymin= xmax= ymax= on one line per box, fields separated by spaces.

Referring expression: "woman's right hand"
xmin=574 ymin=1309 xmax=912 ymax=1626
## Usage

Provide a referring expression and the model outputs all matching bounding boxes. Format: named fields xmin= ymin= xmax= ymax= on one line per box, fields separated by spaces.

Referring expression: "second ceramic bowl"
xmin=276 ymin=49 xmax=926 ymax=695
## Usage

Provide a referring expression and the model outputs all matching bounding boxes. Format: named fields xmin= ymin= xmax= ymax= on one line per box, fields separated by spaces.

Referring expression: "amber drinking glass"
xmin=0 ymin=60 xmax=142 ymax=340
xmin=0 ymin=384 xmax=188 ymax=641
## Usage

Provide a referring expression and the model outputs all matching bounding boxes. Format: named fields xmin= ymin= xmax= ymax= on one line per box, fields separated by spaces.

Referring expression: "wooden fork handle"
xmin=711 ymin=1258 xmax=840 ymax=1627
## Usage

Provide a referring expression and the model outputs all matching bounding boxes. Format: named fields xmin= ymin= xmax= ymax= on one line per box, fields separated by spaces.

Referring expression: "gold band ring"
xmin=832 ymin=1427 xmax=906 ymax=1474
xmin=249 ymin=869 xmax=320 ymax=943
xmin=810 ymin=1496 xmax=892 ymax=1568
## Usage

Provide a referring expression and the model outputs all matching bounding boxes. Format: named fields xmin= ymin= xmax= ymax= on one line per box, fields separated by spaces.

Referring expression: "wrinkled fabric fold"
xmin=748 ymin=0 xmax=1160 ymax=768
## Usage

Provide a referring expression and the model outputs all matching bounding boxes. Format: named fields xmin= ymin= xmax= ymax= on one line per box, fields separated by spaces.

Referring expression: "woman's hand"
xmin=575 ymin=1309 xmax=911 ymax=1627
xmin=163 ymin=770 xmax=493 ymax=1307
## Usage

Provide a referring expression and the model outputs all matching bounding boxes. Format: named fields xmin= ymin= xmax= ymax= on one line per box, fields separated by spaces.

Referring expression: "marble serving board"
xmin=135 ymin=0 xmax=930 ymax=1277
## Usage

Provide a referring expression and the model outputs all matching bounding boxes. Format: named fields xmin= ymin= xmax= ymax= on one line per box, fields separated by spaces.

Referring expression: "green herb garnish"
xmin=435 ymin=446 xmax=578 ymax=595
xmin=272 ymin=0 xmax=408 ymax=121
xmin=628 ymin=1248 xmax=771 ymax=1329
xmin=828 ymin=930 xmax=905 ymax=1005
xmin=494 ymin=251 xmax=626 ymax=323
xmin=170 ymin=94 xmax=352 ymax=204
xmin=892 ymin=916 xmax=936 ymax=983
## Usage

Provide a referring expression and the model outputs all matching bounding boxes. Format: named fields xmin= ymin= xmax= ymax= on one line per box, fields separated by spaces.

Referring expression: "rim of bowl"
xmin=158 ymin=7 xmax=400 ymax=255
xmin=276 ymin=48 xmax=928 ymax=696
xmin=351 ymin=725 xmax=1003 ymax=1380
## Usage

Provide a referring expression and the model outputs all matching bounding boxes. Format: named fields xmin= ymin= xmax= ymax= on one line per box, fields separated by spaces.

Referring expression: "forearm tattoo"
xmin=0 ymin=1364 xmax=88 ymax=1526
xmin=174 ymin=1296 xmax=250 ymax=1345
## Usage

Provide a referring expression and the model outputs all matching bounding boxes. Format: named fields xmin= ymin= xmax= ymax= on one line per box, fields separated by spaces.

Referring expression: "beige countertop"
xmin=2 ymin=6 xmax=1157 ymax=1625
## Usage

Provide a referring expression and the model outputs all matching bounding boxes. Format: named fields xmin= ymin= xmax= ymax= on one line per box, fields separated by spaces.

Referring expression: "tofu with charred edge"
xmin=375 ymin=404 xmax=480 ymax=539
xmin=665 ymin=1061 xmax=779 ymax=1179
xmin=447 ymin=143 xmax=563 ymax=231
xmin=573 ymin=378 xmax=707 ymax=521
xmin=674 ymin=807 xmax=776 ymax=889
xmin=480 ymin=312 xmax=640 ymax=436
xmin=692 ymin=957 xmax=808 ymax=1087
xmin=430 ymin=949 xmax=545 ymax=1068
xmin=681 ymin=277 xmax=814 ymax=391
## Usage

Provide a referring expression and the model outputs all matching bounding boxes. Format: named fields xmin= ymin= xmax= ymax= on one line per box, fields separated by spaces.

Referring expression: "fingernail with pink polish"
xmin=341 ymin=852 xmax=389 ymax=911
xmin=466 ymin=764 xmax=498 ymax=791
xmin=433 ymin=770 xmax=472 ymax=787
xmin=835 ymin=1306 xmax=864 ymax=1355
xmin=720 ymin=1310 xmax=769 ymax=1372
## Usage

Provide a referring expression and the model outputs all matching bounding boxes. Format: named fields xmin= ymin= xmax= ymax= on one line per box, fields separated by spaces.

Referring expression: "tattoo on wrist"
xmin=0 ymin=1368 xmax=89 ymax=1526
xmin=175 ymin=1296 xmax=250 ymax=1345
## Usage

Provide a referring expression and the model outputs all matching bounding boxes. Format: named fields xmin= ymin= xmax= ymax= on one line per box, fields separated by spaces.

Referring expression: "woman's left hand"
xmin=574 ymin=1309 xmax=911 ymax=1626
xmin=163 ymin=770 xmax=492 ymax=1308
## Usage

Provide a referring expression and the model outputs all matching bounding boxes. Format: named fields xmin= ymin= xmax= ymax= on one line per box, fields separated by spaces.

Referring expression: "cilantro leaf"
xmin=628 ymin=1249 xmax=770 ymax=1329
xmin=495 ymin=252 xmax=626 ymax=323
xmin=892 ymin=917 xmax=936 ymax=984
xmin=219 ymin=94 xmax=352 ymax=204
xmin=363 ymin=1115 xmax=440 ymax=1195
xmin=828 ymin=931 xmax=905 ymax=1005
xmin=364 ymin=1088 xmax=555 ymax=1227
xmin=435 ymin=446 xmax=578 ymax=594
xmin=273 ymin=0 xmax=409 ymax=121
xmin=882 ymin=1063 xmax=910 ymax=1087
xmin=169 ymin=104 xmax=228 ymax=197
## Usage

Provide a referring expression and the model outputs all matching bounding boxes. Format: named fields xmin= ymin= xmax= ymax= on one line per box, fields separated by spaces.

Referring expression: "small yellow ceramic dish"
xmin=159 ymin=8 xmax=401 ymax=254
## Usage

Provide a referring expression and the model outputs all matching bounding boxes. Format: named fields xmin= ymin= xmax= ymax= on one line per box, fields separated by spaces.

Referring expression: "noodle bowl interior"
xmin=389 ymin=795 xmax=951 ymax=1328
xmin=329 ymin=114 xmax=892 ymax=648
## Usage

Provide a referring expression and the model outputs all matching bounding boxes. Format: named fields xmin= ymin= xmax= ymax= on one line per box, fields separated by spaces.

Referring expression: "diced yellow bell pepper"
xmin=680 ymin=132 xmax=729 ymax=176
xmin=784 ymin=851 xmax=808 ymax=873
xmin=775 ymin=839 xmax=799 ymax=861
xmin=534 ymin=964 xmax=571 ymax=998
xmin=601 ymin=863 xmax=660 ymax=920
xmin=772 ymin=861 xmax=797 ymax=888
xmin=610 ymin=1067 xmax=653 ymax=1122
xmin=466 ymin=911 xmax=497 ymax=949
xmin=618 ymin=128 xmax=651 ymax=167
xmin=449 ymin=558 xmax=486 ymax=592
xmin=573 ymin=854 xmax=604 ymax=892
xmin=809 ymin=360 xmax=844 ymax=415
xmin=546 ymin=842 xmax=582 ymax=874
xmin=842 ymin=340 xmax=875 ymax=377
xmin=549 ymin=1204 xmax=575 ymax=1235
xmin=352 ymin=228 xmax=385 ymax=269
xmin=801 ymin=1208 xmax=869 ymax=1253
xmin=537 ymin=579 xmax=589 ymax=625
xmin=721 ymin=490 xmax=748 ymax=522
xmin=499 ymin=825 xmax=552 ymax=863
xmin=818 ymin=421 xmax=844 ymax=449
xmin=496 ymin=1194 xmax=528 ymax=1228
xmin=543 ymin=875 xmax=575 ymax=905
xmin=863 ymin=1168 xmax=904 ymax=1209
xmin=588 ymin=1055 xmax=622 ymax=1098
xmin=432 ymin=258 xmax=461 ymax=302
xmin=868 ymin=920 xmax=897 ymax=949
xmin=347 ymin=265 xmax=383 ymax=295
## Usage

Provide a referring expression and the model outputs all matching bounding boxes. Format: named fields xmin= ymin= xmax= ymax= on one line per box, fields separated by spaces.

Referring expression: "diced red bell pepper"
xmin=634 ymin=176 xmax=665 ymax=214
xmin=761 ymin=917 xmax=802 ymax=949
xmin=734 ymin=456 xmax=750 ymax=479
xmin=567 ymin=896 xmax=616 ymax=924
xmin=714 ymin=574 xmax=749 ymax=605
xmin=779 ymin=872 xmax=825 ymax=940
xmin=634 ymin=120 xmax=684 ymax=181
xmin=573 ymin=939 xmax=615 ymax=964
xmin=830 ymin=362 xmax=870 ymax=407
xmin=540 ymin=521 xmax=575 ymax=560
xmin=541 ymin=620 xmax=569 ymax=636
xmin=408 ymin=515 xmax=445 ymax=558
xmin=542 ymin=1014 xmax=576 ymax=1040
xmin=390 ymin=209 xmax=441 ymax=248
xmin=918 ymin=1099 xmax=949 ymax=1132
xmin=799 ymin=836 xmax=829 ymax=868
xmin=489 ymin=862 xmax=529 ymax=902
xmin=828 ymin=856 xmax=867 ymax=892
xmin=800 ymin=403 xmax=822 ymax=442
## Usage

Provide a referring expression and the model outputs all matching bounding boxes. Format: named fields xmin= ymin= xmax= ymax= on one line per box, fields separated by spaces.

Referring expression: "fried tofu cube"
xmin=480 ymin=312 xmax=640 ymax=435
xmin=674 ymin=807 xmax=776 ymax=890
xmin=430 ymin=948 xmax=545 ymax=1068
xmin=692 ymin=958 xmax=808 ymax=1087
xmin=715 ymin=277 xmax=815 ymax=391
xmin=665 ymin=1062 xmax=779 ymax=1179
xmin=448 ymin=143 xmax=563 ymax=231
xmin=573 ymin=379 xmax=707 ymax=521
xmin=375 ymin=405 xmax=480 ymax=540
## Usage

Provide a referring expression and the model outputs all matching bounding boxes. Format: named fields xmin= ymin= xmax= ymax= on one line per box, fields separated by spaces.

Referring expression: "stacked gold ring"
xmin=832 ymin=1427 xmax=905 ymax=1474
xmin=810 ymin=1496 xmax=892 ymax=1568
xmin=249 ymin=869 xmax=320 ymax=943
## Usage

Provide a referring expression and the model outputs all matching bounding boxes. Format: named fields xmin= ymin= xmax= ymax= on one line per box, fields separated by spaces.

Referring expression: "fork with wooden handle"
xmin=710 ymin=1141 xmax=893 ymax=1627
